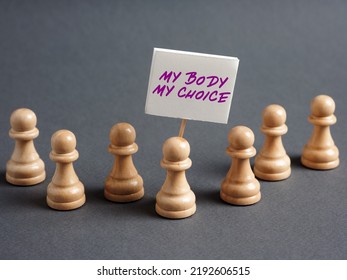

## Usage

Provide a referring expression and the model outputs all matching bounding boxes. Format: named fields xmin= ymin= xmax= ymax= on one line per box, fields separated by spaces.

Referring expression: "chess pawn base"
xmin=155 ymin=203 xmax=196 ymax=219
xmin=155 ymin=170 xmax=196 ymax=219
xmin=156 ymin=169 xmax=196 ymax=219
xmin=254 ymin=156 xmax=291 ymax=181
xmin=104 ymin=175 xmax=144 ymax=203
xmin=301 ymin=146 xmax=339 ymax=170
xmin=220 ymin=181 xmax=261 ymax=206
xmin=6 ymin=159 xmax=46 ymax=186
xmin=47 ymin=181 xmax=86 ymax=211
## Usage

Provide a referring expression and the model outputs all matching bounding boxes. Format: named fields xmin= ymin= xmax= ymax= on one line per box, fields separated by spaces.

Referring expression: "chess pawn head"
xmin=6 ymin=108 xmax=46 ymax=186
xmin=254 ymin=104 xmax=291 ymax=181
xmin=155 ymin=137 xmax=196 ymax=219
xmin=220 ymin=126 xmax=261 ymax=205
xmin=110 ymin=122 xmax=136 ymax=146
xmin=301 ymin=95 xmax=339 ymax=170
xmin=311 ymin=95 xmax=335 ymax=118
xmin=47 ymin=130 xmax=86 ymax=210
xmin=11 ymin=108 xmax=37 ymax=132
xmin=263 ymin=104 xmax=286 ymax=127
xmin=104 ymin=123 xmax=144 ymax=202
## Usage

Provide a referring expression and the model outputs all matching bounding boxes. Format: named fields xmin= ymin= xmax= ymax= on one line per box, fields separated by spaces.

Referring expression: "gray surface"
xmin=0 ymin=0 xmax=346 ymax=260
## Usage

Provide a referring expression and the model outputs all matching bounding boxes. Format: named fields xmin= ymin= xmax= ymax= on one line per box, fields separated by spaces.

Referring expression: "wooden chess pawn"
xmin=47 ymin=130 xmax=86 ymax=210
xmin=254 ymin=104 xmax=291 ymax=181
xmin=6 ymin=108 xmax=46 ymax=186
xmin=156 ymin=137 xmax=196 ymax=219
xmin=220 ymin=126 xmax=261 ymax=205
xmin=104 ymin=123 xmax=144 ymax=202
xmin=301 ymin=95 xmax=339 ymax=169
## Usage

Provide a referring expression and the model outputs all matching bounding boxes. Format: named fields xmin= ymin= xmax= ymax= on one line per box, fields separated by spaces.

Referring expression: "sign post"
xmin=145 ymin=48 xmax=239 ymax=219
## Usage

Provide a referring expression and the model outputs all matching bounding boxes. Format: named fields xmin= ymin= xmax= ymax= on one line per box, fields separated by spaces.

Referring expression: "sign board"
xmin=145 ymin=48 xmax=239 ymax=124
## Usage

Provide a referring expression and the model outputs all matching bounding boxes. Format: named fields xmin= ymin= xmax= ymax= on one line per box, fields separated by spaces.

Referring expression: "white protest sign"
xmin=145 ymin=48 xmax=239 ymax=124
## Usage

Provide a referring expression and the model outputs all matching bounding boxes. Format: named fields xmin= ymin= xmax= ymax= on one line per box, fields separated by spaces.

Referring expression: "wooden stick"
xmin=178 ymin=119 xmax=187 ymax=138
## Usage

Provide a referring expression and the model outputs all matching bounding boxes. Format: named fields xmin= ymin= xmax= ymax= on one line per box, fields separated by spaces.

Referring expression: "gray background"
xmin=0 ymin=0 xmax=346 ymax=260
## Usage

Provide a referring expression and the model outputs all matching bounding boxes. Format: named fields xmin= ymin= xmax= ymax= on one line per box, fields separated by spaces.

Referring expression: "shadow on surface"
xmin=85 ymin=186 xmax=157 ymax=218
xmin=30 ymin=191 xmax=47 ymax=209
xmin=0 ymin=169 xmax=21 ymax=189
xmin=0 ymin=169 xmax=7 ymax=185
xmin=196 ymin=188 xmax=222 ymax=205
xmin=0 ymin=169 xmax=48 ymax=210
xmin=85 ymin=186 xmax=105 ymax=204
xmin=290 ymin=154 xmax=302 ymax=170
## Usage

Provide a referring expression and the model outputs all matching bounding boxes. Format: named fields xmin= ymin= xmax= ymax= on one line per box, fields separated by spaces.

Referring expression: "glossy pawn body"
xmin=301 ymin=95 xmax=339 ymax=170
xmin=47 ymin=130 xmax=86 ymax=210
xmin=221 ymin=126 xmax=261 ymax=205
xmin=254 ymin=104 xmax=291 ymax=181
xmin=104 ymin=123 xmax=144 ymax=202
xmin=156 ymin=137 xmax=196 ymax=219
xmin=6 ymin=108 xmax=45 ymax=186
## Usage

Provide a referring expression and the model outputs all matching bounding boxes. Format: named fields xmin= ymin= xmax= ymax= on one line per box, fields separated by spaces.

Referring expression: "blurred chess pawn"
xmin=104 ymin=123 xmax=144 ymax=202
xmin=220 ymin=126 xmax=261 ymax=205
xmin=47 ymin=130 xmax=86 ymax=210
xmin=254 ymin=104 xmax=291 ymax=181
xmin=6 ymin=108 xmax=46 ymax=186
xmin=156 ymin=137 xmax=196 ymax=219
xmin=301 ymin=95 xmax=339 ymax=169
